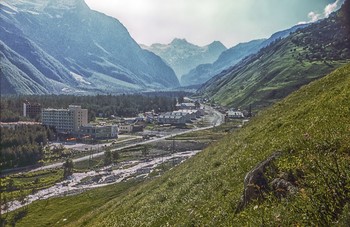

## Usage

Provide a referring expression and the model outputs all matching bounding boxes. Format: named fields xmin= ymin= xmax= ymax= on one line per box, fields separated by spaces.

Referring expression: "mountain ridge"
xmin=142 ymin=38 xmax=227 ymax=80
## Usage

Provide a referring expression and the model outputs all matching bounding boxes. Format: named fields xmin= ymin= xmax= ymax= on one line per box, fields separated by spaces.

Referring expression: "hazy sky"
xmin=85 ymin=0 xmax=343 ymax=47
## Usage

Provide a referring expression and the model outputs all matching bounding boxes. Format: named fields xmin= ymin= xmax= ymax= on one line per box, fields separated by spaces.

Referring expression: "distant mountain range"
xmin=141 ymin=39 xmax=227 ymax=80
xmin=197 ymin=2 xmax=350 ymax=109
xmin=0 ymin=0 xmax=179 ymax=95
xmin=182 ymin=24 xmax=308 ymax=86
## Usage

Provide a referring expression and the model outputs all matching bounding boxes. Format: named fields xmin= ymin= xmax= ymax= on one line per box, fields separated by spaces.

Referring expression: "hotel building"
xmin=42 ymin=105 xmax=88 ymax=132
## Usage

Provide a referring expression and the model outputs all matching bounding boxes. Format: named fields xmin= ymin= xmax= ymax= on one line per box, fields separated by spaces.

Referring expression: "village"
xmin=7 ymin=98 xmax=248 ymax=145
xmin=0 ymin=95 xmax=253 ymax=176
xmin=1 ymin=97 xmax=252 ymax=213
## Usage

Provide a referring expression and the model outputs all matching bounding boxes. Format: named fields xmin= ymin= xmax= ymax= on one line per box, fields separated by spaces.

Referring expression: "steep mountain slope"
xmin=13 ymin=62 xmax=350 ymax=227
xmin=0 ymin=40 xmax=72 ymax=95
xmin=0 ymin=0 xmax=179 ymax=95
xmin=197 ymin=3 xmax=350 ymax=109
xmin=182 ymin=25 xmax=308 ymax=87
xmin=142 ymin=39 xmax=227 ymax=79
xmin=0 ymin=3 xmax=79 ymax=95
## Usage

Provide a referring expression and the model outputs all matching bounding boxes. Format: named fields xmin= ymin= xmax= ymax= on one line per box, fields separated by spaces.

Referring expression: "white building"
xmin=157 ymin=115 xmax=188 ymax=125
xmin=42 ymin=105 xmax=88 ymax=132
xmin=227 ymin=110 xmax=245 ymax=119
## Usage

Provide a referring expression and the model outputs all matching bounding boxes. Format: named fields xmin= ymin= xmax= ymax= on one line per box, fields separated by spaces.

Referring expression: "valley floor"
xmin=4 ymin=150 xmax=201 ymax=213
xmin=1 ymin=105 xmax=231 ymax=220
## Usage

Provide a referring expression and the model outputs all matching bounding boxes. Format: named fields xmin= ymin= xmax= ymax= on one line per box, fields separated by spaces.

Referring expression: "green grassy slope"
xmin=198 ymin=1 xmax=350 ymax=109
xmin=53 ymin=63 xmax=350 ymax=226
xmin=7 ymin=64 xmax=350 ymax=226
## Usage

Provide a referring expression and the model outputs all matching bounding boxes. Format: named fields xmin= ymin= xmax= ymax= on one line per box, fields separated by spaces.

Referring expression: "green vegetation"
xmin=74 ymin=63 xmax=348 ymax=226
xmin=0 ymin=125 xmax=54 ymax=170
xmin=198 ymin=2 xmax=350 ymax=109
xmin=4 ymin=63 xmax=350 ymax=226
xmin=2 ymin=180 xmax=143 ymax=227
xmin=0 ymin=93 xmax=180 ymax=122
xmin=0 ymin=92 xmax=184 ymax=170
xmin=62 ymin=159 xmax=74 ymax=179
xmin=0 ymin=169 xmax=63 ymax=205
xmin=172 ymin=120 xmax=242 ymax=141
xmin=14 ymin=63 xmax=348 ymax=226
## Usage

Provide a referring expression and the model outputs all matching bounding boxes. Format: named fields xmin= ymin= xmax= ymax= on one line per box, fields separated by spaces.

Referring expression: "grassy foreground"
xmin=5 ymin=64 xmax=350 ymax=226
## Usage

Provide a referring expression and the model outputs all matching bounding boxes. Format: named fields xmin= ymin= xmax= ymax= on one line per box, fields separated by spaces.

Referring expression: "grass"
xmin=4 ymin=63 xmax=350 ymax=226
xmin=172 ymin=120 xmax=242 ymax=141
xmin=73 ymin=158 xmax=103 ymax=171
xmin=1 ymin=169 xmax=63 ymax=204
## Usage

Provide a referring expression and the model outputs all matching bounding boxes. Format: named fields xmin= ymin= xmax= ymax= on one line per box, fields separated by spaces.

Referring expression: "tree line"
xmin=0 ymin=125 xmax=55 ymax=170
xmin=0 ymin=92 xmax=191 ymax=122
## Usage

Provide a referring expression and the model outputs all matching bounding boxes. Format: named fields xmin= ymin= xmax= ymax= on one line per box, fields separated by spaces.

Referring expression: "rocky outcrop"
xmin=270 ymin=173 xmax=298 ymax=199
xmin=236 ymin=152 xmax=280 ymax=213
xmin=236 ymin=151 xmax=299 ymax=213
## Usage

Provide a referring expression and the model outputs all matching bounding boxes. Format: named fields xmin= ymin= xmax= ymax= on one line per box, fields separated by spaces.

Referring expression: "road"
xmin=31 ymin=106 xmax=225 ymax=172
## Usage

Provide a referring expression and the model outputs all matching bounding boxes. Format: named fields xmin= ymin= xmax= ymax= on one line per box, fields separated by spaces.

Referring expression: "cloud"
xmin=308 ymin=11 xmax=322 ymax=22
xmin=325 ymin=0 xmax=341 ymax=16
xmin=299 ymin=0 xmax=345 ymax=24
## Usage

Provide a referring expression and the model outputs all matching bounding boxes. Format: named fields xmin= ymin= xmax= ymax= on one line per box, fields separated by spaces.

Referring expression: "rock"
xmin=271 ymin=178 xmax=298 ymax=198
xmin=236 ymin=152 xmax=281 ymax=213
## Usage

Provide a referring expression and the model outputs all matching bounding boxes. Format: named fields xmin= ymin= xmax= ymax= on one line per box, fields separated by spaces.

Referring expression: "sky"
xmin=85 ymin=0 xmax=344 ymax=48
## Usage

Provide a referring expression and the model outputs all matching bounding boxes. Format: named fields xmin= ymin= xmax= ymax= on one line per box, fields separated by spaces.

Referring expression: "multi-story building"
xmin=23 ymin=102 xmax=42 ymax=119
xmin=42 ymin=105 xmax=88 ymax=133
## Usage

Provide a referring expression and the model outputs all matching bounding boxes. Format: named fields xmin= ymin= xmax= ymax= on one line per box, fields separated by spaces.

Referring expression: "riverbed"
xmin=3 ymin=150 xmax=201 ymax=213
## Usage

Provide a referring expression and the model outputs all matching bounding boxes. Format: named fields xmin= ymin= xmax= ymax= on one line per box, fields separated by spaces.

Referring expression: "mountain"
xmin=0 ymin=22 xmax=77 ymax=95
xmin=182 ymin=24 xmax=308 ymax=86
xmin=0 ymin=0 xmax=179 ymax=95
xmin=15 ymin=64 xmax=350 ymax=226
xmin=141 ymin=39 xmax=227 ymax=80
xmin=197 ymin=3 xmax=350 ymax=109
xmin=181 ymin=39 xmax=264 ymax=86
